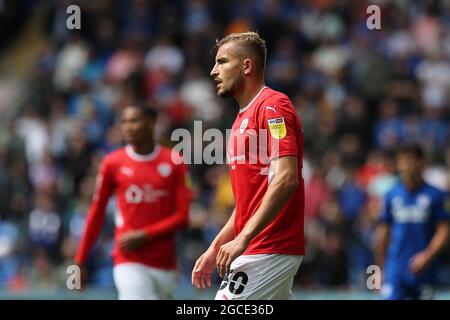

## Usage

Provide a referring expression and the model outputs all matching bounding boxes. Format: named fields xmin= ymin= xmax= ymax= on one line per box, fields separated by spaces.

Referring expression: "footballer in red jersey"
xmin=75 ymin=102 xmax=192 ymax=299
xmin=192 ymin=32 xmax=304 ymax=299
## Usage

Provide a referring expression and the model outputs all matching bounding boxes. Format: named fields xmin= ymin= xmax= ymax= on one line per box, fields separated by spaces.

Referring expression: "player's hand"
xmin=409 ymin=251 xmax=432 ymax=274
xmin=192 ymin=249 xmax=217 ymax=289
xmin=117 ymin=230 xmax=149 ymax=252
xmin=216 ymin=236 xmax=249 ymax=278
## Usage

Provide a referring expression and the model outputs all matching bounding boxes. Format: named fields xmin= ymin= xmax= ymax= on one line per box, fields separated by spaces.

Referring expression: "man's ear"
xmin=243 ymin=58 xmax=252 ymax=75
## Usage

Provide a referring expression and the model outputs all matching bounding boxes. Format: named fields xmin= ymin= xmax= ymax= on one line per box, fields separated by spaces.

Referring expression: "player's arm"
xmin=208 ymin=210 xmax=236 ymax=254
xmin=192 ymin=210 xmax=235 ymax=289
xmin=375 ymin=195 xmax=393 ymax=270
xmin=75 ymin=159 xmax=114 ymax=266
xmin=238 ymin=156 xmax=298 ymax=240
xmin=374 ymin=222 xmax=390 ymax=270
xmin=410 ymin=221 xmax=449 ymax=274
xmin=216 ymin=156 xmax=299 ymax=277
xmin=425 ymin=221 xmax=450 ymax=258
xmin=410 ymin=191 xmax=450 ymax=274
xmin=117 ymin=163 xmax=193 ymax=252
xmin=144 ymin=163 xmax=192 ymax=235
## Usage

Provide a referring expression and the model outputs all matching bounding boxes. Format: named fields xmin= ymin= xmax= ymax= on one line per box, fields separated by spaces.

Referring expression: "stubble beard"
xmin=217 ymin=76 xmax=241 ymax=98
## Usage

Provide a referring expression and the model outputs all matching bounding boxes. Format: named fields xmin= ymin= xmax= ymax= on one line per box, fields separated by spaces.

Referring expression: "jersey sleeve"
xmin=75 ymin=157 xmax=115 ymax=265
xmin=176 ymin=162 xmax=194 ymax=203
xmin=379 ymin=194 xmax=393 ymax=225
xmin=173 ymin=161 xmax=194 ymax=213
xmin=433 ymin=191 xmax=450 ymax=222
xmin=260 ymin=95 xmax=300 ymax=161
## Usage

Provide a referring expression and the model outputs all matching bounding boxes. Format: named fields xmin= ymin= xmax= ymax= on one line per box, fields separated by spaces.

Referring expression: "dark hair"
xmin=126 ymin=101 xmax=158 ymax=120
xmin=396 ymin=144 xmax=425 ymax=159
xmin=214 ymin=31 xmax=267 ymax=76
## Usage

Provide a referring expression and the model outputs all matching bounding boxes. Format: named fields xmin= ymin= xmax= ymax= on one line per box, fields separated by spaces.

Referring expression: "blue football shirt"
xmin=380 ymin=182 xmax=449 ymax=264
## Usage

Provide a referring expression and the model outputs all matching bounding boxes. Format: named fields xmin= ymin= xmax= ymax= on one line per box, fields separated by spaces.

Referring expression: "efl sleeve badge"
xmin=267 ymin=117 xmax=287 ymax=139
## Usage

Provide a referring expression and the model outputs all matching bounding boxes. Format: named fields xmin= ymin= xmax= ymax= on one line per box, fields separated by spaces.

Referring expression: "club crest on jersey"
xmin=157 ymin=163 xmax=172 ymax=177
xmin=240 ymin=118 xmax=249 ymax=134
xmin=267 ymin=117 xmax=286 ymax=139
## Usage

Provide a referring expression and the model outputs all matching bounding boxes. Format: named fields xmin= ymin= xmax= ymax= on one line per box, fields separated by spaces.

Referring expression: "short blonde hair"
xmin=214 ymin=31 xmax=267 ymax=76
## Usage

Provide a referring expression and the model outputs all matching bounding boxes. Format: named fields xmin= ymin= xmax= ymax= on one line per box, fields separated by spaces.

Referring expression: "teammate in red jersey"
xmin=192 ymin=32 xmax=305 ymax=299
xmin=75 ymin=102 xmax=192 ymax=299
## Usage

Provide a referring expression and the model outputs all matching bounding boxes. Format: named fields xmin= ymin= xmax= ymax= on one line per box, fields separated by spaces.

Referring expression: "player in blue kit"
xmin=375 ymin=144 xmax=449 ymax=300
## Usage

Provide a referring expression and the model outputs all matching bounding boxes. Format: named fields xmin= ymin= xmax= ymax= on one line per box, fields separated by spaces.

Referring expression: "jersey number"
xmin=220 ymin=271 xmax=249 ymax=295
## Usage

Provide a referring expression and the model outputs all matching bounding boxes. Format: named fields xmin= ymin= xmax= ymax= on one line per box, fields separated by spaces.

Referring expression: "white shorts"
xmin=215 ymin=254 xmax=302 ymax=300
xmin=113 ymin=263 xmax=177 ymax=300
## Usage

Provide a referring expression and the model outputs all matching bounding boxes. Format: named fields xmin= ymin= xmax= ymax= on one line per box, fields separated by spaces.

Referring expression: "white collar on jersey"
xmin=125 ymin=144 xmax=160 ymax=162
xmin=239 ymin=86 xmax=267 ymax=113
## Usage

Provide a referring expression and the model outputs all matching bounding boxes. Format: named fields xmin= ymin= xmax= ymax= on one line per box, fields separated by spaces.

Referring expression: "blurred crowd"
xmin=0 ymin=0 xmax=450 ymax=294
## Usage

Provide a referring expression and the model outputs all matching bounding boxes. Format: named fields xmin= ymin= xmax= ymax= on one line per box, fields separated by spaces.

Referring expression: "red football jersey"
xmin=75 ymin=145 xmax=192 ymax=270
xmin=227 ymin=86 xmax=305 ymax=256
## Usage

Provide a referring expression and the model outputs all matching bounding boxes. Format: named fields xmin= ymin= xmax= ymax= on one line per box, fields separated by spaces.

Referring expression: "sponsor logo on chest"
xmin=391 ymin=194 xmax=431 ymax=223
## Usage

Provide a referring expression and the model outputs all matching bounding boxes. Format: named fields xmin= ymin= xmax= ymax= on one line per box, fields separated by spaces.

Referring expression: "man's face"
xmin=210 ymin=42 xmax=243 ymax=97
xmin=121 ymin=107 xmax=153 ymax=145
xmin=396 ymin=153 xmax=424 ymax=185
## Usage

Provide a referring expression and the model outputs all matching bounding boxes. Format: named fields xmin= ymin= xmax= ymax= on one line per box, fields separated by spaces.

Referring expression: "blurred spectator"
xmin=15 ymin=106 xmax=50 ymax=165
xmin=28 ymin=193 xmax=61 ymax=257
xmin=145 ymin=37 xmax=184 ymax=75
xmin=57 ymin=123 xmax=93 ymax=197
xmin=305 ymin=167 xmax=332 ymax=222
xmin=337 ymin=165 xmax=367 ymax=224
xmin=315 ymin=199 xmax=348 ymax=287
xmin=0 ymin=221 xmax=20 ymax=286
xmin=179 ymin=66 xmax=222 ymax=122
xmin=373 ymin=99 xmax=402 ymax=150
xmin=53 ymin=35 xmax=89 ymax=91
xmin=184 ymin=0 xmax=212 ymax=35
xmin=27 ymin=248 xmax=59 ymax=290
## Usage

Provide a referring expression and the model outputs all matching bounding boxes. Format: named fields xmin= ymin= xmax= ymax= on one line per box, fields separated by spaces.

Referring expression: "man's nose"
xmin=210 ymin=64 xmax=218 ymax=77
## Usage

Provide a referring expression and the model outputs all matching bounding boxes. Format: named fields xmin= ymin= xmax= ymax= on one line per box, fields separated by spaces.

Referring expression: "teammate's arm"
xmin=192 ymin=210 xmax=235 ymax=289
xmin=216 ymin=156 xmax=299 ymax=277
xmin=75 ymin=159 xmax=114 ymax=266
xmin=374 ymin=223 xmax=390 ymax=270
xmin=410 ymin=221 xmax=449 ymax=274
xmin=375 ymin=193 xmax=394 ymax=272
xmin=410 ymin=191 xmax=450 ymax=275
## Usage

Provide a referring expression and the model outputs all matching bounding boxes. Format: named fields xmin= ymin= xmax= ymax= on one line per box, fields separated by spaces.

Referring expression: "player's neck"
xmin=403 ymin=178 xmax=424 ymax=192
xmin=130 ymin=142 xmax=155 ymax=155
xmin=234 ymin=80 xmax=265 ymax=110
